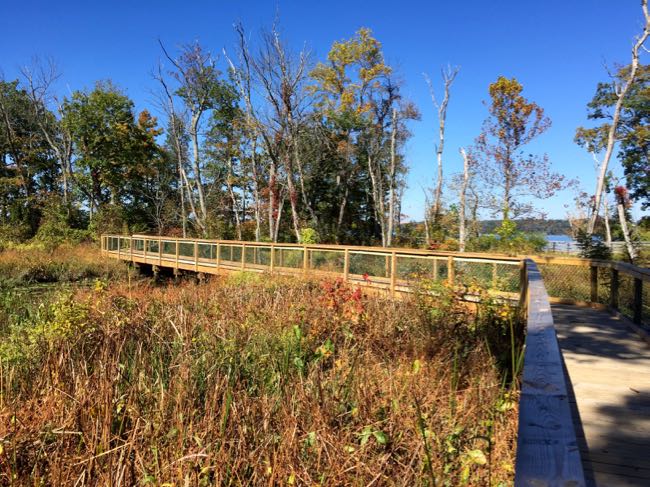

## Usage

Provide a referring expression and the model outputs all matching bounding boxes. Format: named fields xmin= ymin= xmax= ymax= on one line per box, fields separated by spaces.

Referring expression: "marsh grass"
xmin=0 ymin=244 xmax=127 ymax=288
xmin=0 ymin=272 xmax=519 ymax=485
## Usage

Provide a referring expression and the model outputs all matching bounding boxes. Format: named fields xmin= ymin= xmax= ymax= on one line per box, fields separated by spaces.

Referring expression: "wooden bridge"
xmin=102 ymin=234 xmax=649 ymax=486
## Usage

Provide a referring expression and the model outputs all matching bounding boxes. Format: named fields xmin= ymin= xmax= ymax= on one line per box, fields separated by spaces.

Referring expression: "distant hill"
xmin=479 ymin=219 xmax=571 ymax=235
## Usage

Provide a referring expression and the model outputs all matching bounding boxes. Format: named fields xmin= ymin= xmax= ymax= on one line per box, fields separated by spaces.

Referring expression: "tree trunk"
xmin=588 ymin=1 xmax=649 ymax=234
xmin=616 ymin=194 xmax=637 ymax=262
xmin=386 ymin=108 xmax=398 ymax=247
xmin=458 ymin=148 xmax=470 ymax=252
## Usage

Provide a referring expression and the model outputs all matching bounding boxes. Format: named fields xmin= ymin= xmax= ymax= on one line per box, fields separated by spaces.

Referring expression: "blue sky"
xmin=1 ymin=0 xmax=647 ymax=221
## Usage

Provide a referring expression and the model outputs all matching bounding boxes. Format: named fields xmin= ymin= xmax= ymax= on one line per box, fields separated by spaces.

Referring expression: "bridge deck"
xmin=553 ymin=305 xmax=650 ymax=487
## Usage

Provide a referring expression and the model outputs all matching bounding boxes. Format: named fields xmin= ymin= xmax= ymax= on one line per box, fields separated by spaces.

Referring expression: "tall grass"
xmin=0 ymin=244 xmax=127 ymax=288
xmin=0 ymin=273 xmax=519 ymax=485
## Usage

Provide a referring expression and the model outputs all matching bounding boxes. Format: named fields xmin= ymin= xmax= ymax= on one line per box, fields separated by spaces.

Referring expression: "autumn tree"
xmin=475 ymin=76 xmax=565 ymax=221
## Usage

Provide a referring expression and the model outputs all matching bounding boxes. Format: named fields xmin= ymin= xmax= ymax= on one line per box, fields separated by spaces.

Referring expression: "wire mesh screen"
xmin=348 ymin=252 xmax=390 ymax=279
xmin=133 ymin=239 xmax=144 ymax=252
xmin=119 ymin=237 xmax=130 ymax=250
xmin=177 ymin=242 xmax=194 ymax=258
xmin=538 ymin=264 xmax=591 ymax=302
xmin=274 ymin=248 xmax=303 ymax=269
xmin=454 ymin=260 xmax=520 ymax=293
xmin=220 ymin=244 xmax=242 ymax=264
xmin=395 ymin=255 xmax=436 ymax=282
xmin=198 ymin=243 xmax=216 ymax=260
xmin=245 ymin=246 xmax=271 ymax=267
xmin=309 ymin=249 xmax=344 ymax=273
xmin=161 ymin=240 xmax=176 ymax=256
xmin=147 ymin=240 xmax=159 ymax=254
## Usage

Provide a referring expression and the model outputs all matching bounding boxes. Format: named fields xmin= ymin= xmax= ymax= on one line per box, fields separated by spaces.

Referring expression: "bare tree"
xmin=587 ymin=0 xmax=649 ymax=235
xmin=458 ymin=148 xmax=472 ymax=252
xmin=424 ymin=66 xmax=459 ymax=226
xmin=249 ymin=27 xmax=310 ymax=242
xmin=159 ymin=41 xmax=225 ymax=236
xmin=20 ymin=60 xmax=73 ymax=206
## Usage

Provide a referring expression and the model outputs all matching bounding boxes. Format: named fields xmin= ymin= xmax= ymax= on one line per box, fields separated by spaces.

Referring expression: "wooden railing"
xmin=98 ymin=234 xmax=650 ymax=484
xmin=514 ymin=259 xmax=585 ymax=485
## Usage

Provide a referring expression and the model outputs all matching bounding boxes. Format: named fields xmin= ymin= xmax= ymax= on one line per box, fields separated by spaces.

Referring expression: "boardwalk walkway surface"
xmin=553 ymin=305 xmax=650 ymax=487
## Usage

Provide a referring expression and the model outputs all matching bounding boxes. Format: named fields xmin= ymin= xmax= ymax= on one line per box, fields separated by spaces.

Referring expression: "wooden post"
xmin=343 ymin=249 xmax=350 ymax=282
xmin=241 ymin=243 xmax=246 ymax=270
xmin=433 ymin=258 xmax=438 ymax=280
xmin=143 ymin=238 xmax=147 ymax=263
xmin=518 ymin=260 xmax=528 ymax=314
xmin=447 ymin=256 xmax=455 ymax=285
xmin=390 ymin=251 xmax=397 ymax=296
xmin=216 ymin=243 xmax=221 ymax=269
xmin=158 ymin=238 xmax=162 ymax=267
xmin=130 ymin=236 xmax=133 ymax=262
xmin=633 ymin=278 xmax=643 ymax=324
xmin=610 ymin=268 xmax=619 ymax=309
xmin=270 ymin=244 xmax=275 ymax=272
xmin=492 ymin=262 xmax=498 ymax=289
xmin=590 ymin=265 xmax=598 ymax=303
xmin=194 ymin=241 xmax=199 ymax=272
xmin=117 ymin=237 xmax=121 ymax=259
xmin=303 ymin=246 xmax=309 ymax=274
xmin=175 ymin=239 xmax=179 ymax=271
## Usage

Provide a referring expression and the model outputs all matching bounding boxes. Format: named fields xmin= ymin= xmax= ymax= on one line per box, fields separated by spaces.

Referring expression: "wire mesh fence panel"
xmin=538 ymin=264 xmax=590 ymax=301
xmin=147 ymin=240 xmax=160 ymax=254
xmin=198 ymin=243 xmax=216 ymax=261
xmin=219 ymin=244 xmax=242 ymax=265
xmin=274 ymin=248 xmax=304 ymax=269
xmin=309 ymin=249 xmax=344 ymax=273
xmin=348 ymin=252 xmax=390 ymax=279
xmin=245 ymin=246 xmax=271 ymax=267
xmin=178 ymin=242 xmax=194 ymax=258
xmin=161 ymin=240 xmax=176 ymax=256
xmin=107 ymin=237 xmax=118 ymax=251
xmin=132 ymin=239 xmax=144 ymax=252
xmin=618 ymin=273 xmax=635 ymax=322
xmin=454 ymin=260 xmax=499 ymax=290
xmin=395 ymin=255 xmax=436 ymax=282
xmin=596 ymin=267 xmax=612 ymax=307
xmin=119 ymin=237 xmax=130 ymax=251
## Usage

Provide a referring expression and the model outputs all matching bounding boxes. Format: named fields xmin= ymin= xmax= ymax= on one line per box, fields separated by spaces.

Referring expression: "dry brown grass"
xmin=0 ymin=244 xmax=127 ymax=287
xmin=0 ymin=272 xmax=518 ymax=486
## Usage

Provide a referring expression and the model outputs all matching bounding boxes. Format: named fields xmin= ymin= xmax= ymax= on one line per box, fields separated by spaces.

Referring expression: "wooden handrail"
xmin=514 ymin=259 xmax=585 ymax=485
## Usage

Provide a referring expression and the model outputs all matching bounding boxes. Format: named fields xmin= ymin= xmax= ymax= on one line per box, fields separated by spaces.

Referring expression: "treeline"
xmin=479 ymin=219 xmax=571 ymax=236
xmin=1 ymin=16 xmax=647 ymax=253
xmin=0 ymin=27 xmax=417 ymax=246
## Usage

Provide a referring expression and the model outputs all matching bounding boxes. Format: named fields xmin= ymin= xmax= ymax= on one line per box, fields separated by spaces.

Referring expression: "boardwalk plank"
xmin=553 ymin=304 xmax=650 ymax=487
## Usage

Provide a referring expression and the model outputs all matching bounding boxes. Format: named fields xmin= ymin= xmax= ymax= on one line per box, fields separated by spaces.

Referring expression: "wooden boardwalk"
xmin=553 ymin=305 xmax=650 ymax=487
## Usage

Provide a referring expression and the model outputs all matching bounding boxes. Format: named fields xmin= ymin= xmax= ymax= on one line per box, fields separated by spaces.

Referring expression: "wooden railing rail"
xmin=514 ymin=259 xmax=585 ymax=485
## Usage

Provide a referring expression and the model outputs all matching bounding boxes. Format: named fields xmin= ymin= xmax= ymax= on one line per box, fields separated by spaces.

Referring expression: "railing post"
xmin=633 ymin=278 xmax=643 ymax=324
xmin=216 ymin=243 xmax=221 ymax=269
xmin=241 ymin=243 xmax=246 ymax=270
xmin=175 ymin=239 xmax=179 ymax=270
xmin=518 ymin=260 xmax=528 ymax=316
xmin=303 ymin=246 xmax=308 ymax=274
xmin=492 ymin=262 xmax=498 ymax=289
xmin=433 ymin=258 xmax=438 ymax=280
xmin=194 ymin=241 xmax=199 ymax=272
xmin=158 ymin=238 xmax=162 ymax=267
xmin=447 ymin=256 xmax=455 ymax=285
xmin=343 ymin=248 xmax=349 ymax=282
xmin=270 ymin=244 xmax=275 ymax=272
xmin=610 ymin=268 xmax=619 ymax=310
xmin=590 ymin=265 xmax=598 ymax=303
xmin=130 ymin=236 xmax=133 ymax=262
xmin=117 ymin=236 xmax=121 ymax=259
xmin=143 ymin=237 xmax=147 ymax=263
xmin=390 ymin=251 xmax=397 ymax=296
